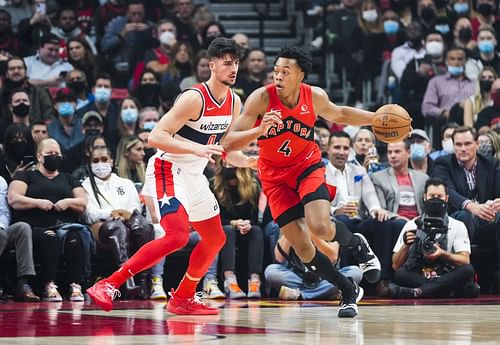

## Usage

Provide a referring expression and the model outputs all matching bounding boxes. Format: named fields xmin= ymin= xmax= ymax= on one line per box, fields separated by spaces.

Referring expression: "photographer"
xmin=389 ymin=178 xmax=479 ymax=298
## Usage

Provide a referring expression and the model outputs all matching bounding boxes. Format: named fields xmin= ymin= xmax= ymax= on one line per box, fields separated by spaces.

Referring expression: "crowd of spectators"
xmin=1 ymin=0 xmax=500 ymax=304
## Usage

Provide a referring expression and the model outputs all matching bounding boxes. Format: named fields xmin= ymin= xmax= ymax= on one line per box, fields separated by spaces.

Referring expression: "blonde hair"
xmin=474 ymin=66 xmax=497 ymax=114
xmin=37 ymin=138 xmax=59 ymax=154
xmin=115 ymin=136 xmax=145 ymax=183
xmin=211 ymin=158 xmax=259 ymax=210
xmin=357 ymin=0 xmax=383 ymax=34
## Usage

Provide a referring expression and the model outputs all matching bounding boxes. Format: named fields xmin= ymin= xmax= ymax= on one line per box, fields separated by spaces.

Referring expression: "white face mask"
xmin=91 ymin=162 xmax=112 ymax=179
xmin=442 ymin=138 xmax=455 ymax=154
xmin=159 ymin=31 xmax=176 ymax=46
xmin=362 ymin=9 xmax=378 ymax=23
xmin=425 ymin=41 xmax=444 ymax=57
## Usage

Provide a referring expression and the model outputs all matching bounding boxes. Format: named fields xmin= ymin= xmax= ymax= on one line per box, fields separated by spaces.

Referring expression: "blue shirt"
xmin=48 ymin=116 xmax=84 ymax=152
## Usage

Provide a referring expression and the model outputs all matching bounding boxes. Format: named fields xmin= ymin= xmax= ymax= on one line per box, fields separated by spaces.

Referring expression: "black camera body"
xmin=415 ymin=215 xmax=449 ymax=255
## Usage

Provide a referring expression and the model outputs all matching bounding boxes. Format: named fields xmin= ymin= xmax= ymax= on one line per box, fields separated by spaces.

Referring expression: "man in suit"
xmin=433 ymin=126 xmax=500 ymax=289
xmin=370 ymin=139 xmax=429 ymax=293
xmin=326 ymin=132 xmax=403 ymax=295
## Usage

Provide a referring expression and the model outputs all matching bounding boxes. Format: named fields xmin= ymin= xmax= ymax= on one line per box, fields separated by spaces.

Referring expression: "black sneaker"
xmin=338 ymin=279 xmax=364 ymax=318
xmin=387 ymin=283 xmax=420 ymax=298
xmin=351 ymin=233 xmax=381 ymax=283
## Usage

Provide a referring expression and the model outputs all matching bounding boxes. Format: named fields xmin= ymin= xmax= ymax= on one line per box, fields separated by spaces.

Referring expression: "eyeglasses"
xmin=91 ymin=157 xmax=110 ymax=164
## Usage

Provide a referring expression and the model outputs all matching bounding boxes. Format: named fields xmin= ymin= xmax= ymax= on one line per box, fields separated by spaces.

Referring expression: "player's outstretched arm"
xmin=149 ymin=90 xmax=224 ymax=160
xmin=225 ymin=151 xmax=257 ymax=169
xmin=312 ymin=86 xmax=375 ymax=126
xmin=222 ymin=87 xmax=281 ymax=152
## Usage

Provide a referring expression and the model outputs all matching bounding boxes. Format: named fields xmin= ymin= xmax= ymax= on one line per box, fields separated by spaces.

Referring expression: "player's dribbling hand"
xmin=195 ymin=144 xmax=225 ymax=163
xmin=259 ymin=111 xmax=282 ymax=136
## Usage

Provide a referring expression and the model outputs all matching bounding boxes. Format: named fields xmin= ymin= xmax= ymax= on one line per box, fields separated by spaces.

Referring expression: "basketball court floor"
xmin=1 ymin=296 xmax=500 ymax=344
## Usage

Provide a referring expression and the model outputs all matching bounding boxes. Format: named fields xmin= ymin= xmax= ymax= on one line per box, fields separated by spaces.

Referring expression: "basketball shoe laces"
xmin=103 ymin=282 xmax=121 ymax=300
xmin=170 ymin=290 xmax=208 ymax=307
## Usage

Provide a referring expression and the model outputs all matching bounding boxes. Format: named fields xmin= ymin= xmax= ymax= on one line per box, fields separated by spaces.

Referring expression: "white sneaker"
xmin=69 ymin=283 xmax=84 ymax=302
xmin=203 ymin=279 xmax=225 ymax=299
xmin=354 ymin=233 xmax=381 ymax=283
xmin=224 ymin=278 xmax=246 ymax=299
xmin=279 ymin=286 xmax=301 ymax=300
xmin=150 ymin=277 xmax=167 ymax=300
xmin=43 ymin=282 xmax=62 ymax=302
xmin=247 ymin=278 xmax=261 ymax=299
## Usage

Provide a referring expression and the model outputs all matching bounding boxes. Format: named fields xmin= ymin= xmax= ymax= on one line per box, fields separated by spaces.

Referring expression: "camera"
xmin=414 ymin=215 xmax=448 ymax=255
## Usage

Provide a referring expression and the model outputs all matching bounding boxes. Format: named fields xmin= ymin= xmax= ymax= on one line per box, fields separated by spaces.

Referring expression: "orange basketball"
xmin=372 ymin=104 xmax=412 ymax=143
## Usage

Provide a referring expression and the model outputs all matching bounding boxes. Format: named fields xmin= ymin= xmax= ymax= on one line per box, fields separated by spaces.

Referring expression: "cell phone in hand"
xmin=36 ymin=2 xmax=46 ymax=14
xmin=59 ymin=71 xmax=67 ymax=78
xmin=21 ymin=155 xmax=36 ymax=166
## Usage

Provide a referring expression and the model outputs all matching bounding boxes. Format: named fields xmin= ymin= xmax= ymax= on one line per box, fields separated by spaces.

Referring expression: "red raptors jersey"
xmin=257 ymin=83 xmax=320 ymax=167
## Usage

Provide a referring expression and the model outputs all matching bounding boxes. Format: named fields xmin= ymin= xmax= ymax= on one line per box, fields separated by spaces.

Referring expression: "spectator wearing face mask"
xmin=430 ymin=122 xmax=459 ymax=160
xmin=466 ymin=25 xmax=500 ymax=80
xmin=400 ymin=31 xmax=447 ymax=130
xmin=462 ymin=67 xmax=496 ymax=128
xmin=133 ymin=69 xmax=161 ymax=108
xmin=417 ymin=0 xmax=439 ymax=37
xmin=0 ymin=123 xmax=36 ymax=184
xmin=66 ymin=69 xmax=93 ymax=110
xmin=476 ymin=78 xmax=500 ymax=133
xmin=471 ymin=0 xmax=499 ymax=40
xmin=0 ymin=89 xmax=33 ymax=142
xmin=47 ymin=88 xmax=83 ymax=153
xmin=452 ymin=17 xmax=477 ymax=57
xmin=477 ymin=131 xmax=500 ymax=160
xmin=143 ymin=19 xmax=176 ymax=76
xmin=408 ymin=129 xmax=434 ymax=175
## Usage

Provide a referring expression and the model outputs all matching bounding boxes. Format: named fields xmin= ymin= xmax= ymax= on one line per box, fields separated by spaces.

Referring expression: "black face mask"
xmin=478 ymin=3 xmax=493 ymax=17
xmin=67 ymin=80 xmax=86 ymax=94
xmin=459 ymin=27 xmax=472 ymax=42
xmin=84 ymin=128 xmax=101 ymax=139
xmin=221 ymin=166 xmax=237 ymax=180
xmin=144 ymin=147 xmax=156 ymax=163
xmin=424 ymin=197 xmax=447 ymax=217
xmin=12 ymin=103 xmax=30 ymax=117
xmin=409 ymin=37 xmax=423 ymax=48
xmin=42 ymin=154 xmax=62 ymax=172
xmin=420 ymin=7 xmax=436 ymax=21
xmin=480 ymin=79 xmax=494 ymax=93
xmin=136 ymin=84 xmax=160 ymax=107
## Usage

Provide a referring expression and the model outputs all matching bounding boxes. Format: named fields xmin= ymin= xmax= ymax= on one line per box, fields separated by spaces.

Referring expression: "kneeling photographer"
xmin=389 ymin=178 xmax=479 ymax=298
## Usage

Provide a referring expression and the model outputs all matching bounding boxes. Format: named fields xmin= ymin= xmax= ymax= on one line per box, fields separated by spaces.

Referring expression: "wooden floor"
xmin=1 ymin=296 xmax=500 ymax=344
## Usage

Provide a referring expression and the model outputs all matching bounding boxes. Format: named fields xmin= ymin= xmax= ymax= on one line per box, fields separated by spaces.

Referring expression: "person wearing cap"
xmin=47 ymin=88 xmax=83 ymax=152
xmin=409 ymin=129 xmax=434 ymax=175
xmin=61 ymin=110 xmax=104 ymax=174
xmin=23 ymin=33 xmax=74 ymax=88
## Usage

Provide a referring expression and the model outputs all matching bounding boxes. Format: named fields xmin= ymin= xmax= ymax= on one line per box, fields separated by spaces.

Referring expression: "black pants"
xmin=394 ymin=264 xmax=475 ymax=297
xmin=32 ymin=228 xmax=84 ymax=284
xmin=219 ymin=225 xmax=264 ymax=276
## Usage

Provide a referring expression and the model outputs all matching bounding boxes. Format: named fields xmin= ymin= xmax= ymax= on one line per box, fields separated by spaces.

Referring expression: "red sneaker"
xmin=166 ymin=289 xmax=220 ymax=315
xmin=86 ymin=280 xmax=121 ymax=312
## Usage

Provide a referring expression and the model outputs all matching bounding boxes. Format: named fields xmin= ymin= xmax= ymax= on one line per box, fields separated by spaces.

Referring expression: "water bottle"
xmin=367 ymin=146 xmax=380 ymax=174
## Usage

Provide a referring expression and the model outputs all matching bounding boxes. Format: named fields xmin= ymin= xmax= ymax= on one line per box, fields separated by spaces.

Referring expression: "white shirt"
xmin=390 ymin=42 xmax=426 ymax=80
xmin=24 ymin=54 xmax=73 ymax=84
xmin=325 ymin=161 xmax=349 ymax=207
xmin=393 ymin=216 xmax=471 ymax=254
xmin=82 ymin=173 xmax=141 ymax=224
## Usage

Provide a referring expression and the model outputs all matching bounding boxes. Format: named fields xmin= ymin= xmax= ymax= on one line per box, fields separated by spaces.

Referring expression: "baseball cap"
xmin=55 ymin=88 xmax=76 ymax=103
xmin=82 ymin=110 xmax=103 ymax=125
xmin=409 ymin=129 xmax=430 ymax=142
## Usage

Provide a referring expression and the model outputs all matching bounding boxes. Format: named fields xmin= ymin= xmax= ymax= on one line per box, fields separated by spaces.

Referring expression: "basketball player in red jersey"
xmin=87 ymin=38 xmax=254 ymax=315
xmin=223 ymin=46 xmax=381 ymax=317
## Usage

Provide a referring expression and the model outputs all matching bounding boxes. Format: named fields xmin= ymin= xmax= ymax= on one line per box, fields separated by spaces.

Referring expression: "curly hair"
xmin=274 ymin=45 xmax=313 ymax=79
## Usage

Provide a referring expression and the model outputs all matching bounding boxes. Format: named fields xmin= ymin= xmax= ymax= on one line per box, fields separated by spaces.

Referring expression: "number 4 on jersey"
xmin=278 ymin=139 xmax=292 ymax=157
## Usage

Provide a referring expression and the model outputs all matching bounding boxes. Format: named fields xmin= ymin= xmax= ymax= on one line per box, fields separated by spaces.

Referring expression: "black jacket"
xmin=432 ymin=153 xmax=500 ymax=213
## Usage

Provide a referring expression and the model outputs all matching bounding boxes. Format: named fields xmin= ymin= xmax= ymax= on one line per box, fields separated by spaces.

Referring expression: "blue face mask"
xmin=94 ymin=87 xmax=111 ymax=103
xmin=143 ymin=121 xmax=156 ymax=131
xmin=435 ymin=24 xmax=450 ymax=34
xmin=448 ymin=65 xmax=464 ymax=76
xmin=58 ymin=102 xmax=75 ymax=117
xmin=384 ymin=20 xmax=399 ymax=35
xmin=454 ymin=3 xmax=469 ymax=14
xmin=410 ymin=143 xmax=427 ymax=161
xmin=121 ymin=108 xmax=139 ymax=125
xmin=478 ymin=40 xmax=495 ymax=54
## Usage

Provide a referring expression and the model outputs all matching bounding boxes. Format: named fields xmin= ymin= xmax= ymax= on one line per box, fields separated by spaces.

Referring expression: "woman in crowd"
xmin=108 ymin=97 xmax=141 ymax=154
xmin=67 ymin=37 xmax=99 ymax=86
xmin=161 ymin=41 xmax=194 ymax=89
xmin=82 ymin=147 xmax=154 ymax=299
xmin=179 ymin=50 xmax=210 ymax=90
xmin=134 ymin=69 xmax=161 ymax=108
xmin=0 ymin=123 xmax=36 ymax=184
xmin=211 ymin=159 xmax=264 ymax=299
xmin=8 ymin=138 xmax=89 ymax=301
xmin=115 ymin=135 xmax=145 ymax=188
xmin=71 ymin=134 xmax=108 ymax=182
xmin=462 ymin=66 xmax=496 ymax=127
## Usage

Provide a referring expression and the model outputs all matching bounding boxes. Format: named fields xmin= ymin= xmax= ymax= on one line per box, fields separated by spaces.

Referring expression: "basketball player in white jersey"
xmin=87 ymin=37 xmax=254 ymax=315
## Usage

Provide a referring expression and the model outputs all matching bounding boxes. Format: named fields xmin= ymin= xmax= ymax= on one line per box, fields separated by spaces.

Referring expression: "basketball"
xmin=371 ymin=104 xmax=412 ymax=143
